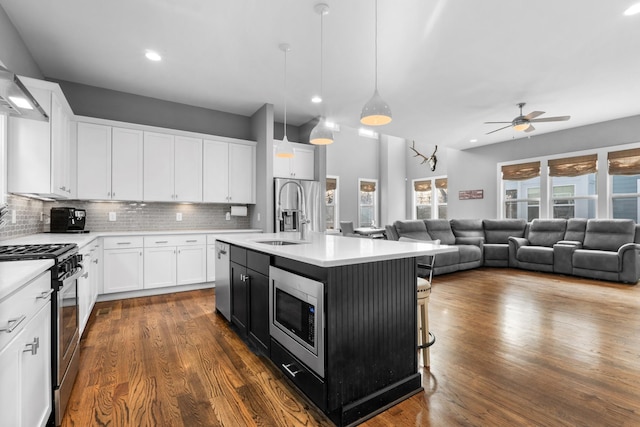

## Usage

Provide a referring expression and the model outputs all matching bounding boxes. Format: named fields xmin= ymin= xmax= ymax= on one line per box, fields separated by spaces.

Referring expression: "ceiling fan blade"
xmin=524 ymin=111 xmax=545 ymax=120
xmin=530 ymin=115 xmax=571 ymax=123
xmin=525 ymin=124 xmax=536 ymax=133
xmin=484 ymin=121 xmax=512 ymax=124
xmin=485 ymin=124 xmax=512 ymax=135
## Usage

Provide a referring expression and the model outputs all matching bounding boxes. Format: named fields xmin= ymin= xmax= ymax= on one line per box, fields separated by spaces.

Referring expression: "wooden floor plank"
xmin=63 ymin=268 xmax=640 ymax=426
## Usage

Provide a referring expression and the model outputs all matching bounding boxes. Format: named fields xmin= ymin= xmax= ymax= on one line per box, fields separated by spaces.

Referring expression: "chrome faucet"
xmin=277 ymin=180 xmax=310 ymax=240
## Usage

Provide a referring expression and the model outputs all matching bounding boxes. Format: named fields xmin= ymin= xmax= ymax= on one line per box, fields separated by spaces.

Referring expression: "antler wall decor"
xmin=410 ymin=141 xmax=438 ymax=172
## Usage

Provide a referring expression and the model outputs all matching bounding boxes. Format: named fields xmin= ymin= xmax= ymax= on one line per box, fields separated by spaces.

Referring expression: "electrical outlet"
xmin=40 ymin=212 xmax=44 ymax=222
xmin=11 ymin=210 xmax=16 ymax=224
xmin=225 ymin=212 xmax=231 ymax=221
xmin=257 ymin=213 xmax=261 ymax=222
xmin=109 ymin=212 xmax=117 ymax=221
xmin=176 ymin=212 xmax=183 ymax=221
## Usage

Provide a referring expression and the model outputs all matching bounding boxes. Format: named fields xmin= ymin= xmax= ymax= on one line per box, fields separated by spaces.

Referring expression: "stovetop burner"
xmin=0 ymin=243 xmax=78 ymax=261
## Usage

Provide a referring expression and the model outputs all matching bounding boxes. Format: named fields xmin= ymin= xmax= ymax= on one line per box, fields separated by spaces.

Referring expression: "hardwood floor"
xmin=63 ymin=268 xmax=640 ymax=426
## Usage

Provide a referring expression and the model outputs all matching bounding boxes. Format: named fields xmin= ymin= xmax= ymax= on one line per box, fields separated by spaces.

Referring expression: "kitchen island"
xmin=216 ymin=232 xmax=456 ymax=426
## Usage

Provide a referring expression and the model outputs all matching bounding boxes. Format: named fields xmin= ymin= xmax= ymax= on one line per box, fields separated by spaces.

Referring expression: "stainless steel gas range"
xmin=0 ymin=243 xmax=83 ymax=426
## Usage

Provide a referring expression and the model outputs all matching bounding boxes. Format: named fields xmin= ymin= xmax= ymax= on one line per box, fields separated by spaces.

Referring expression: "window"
xmin=412 ymin=177 xmax=448 ymax=219
xmin=609 ymin=148 xmax=640 ymax=221
xmin=502 ymin=162 xmax=541 ymax=220
xmin=548 ymin=154 xmax=597 ymax=219
xmin=358 ymin=179 xmax=377 ymax=227
xmin=325 ymin=176 xmax=339 ymax=230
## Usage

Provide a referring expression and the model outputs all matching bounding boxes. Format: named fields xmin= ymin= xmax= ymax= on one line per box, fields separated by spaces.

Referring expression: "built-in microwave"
xmin=269 ymin=266 xmax=325 ymax=378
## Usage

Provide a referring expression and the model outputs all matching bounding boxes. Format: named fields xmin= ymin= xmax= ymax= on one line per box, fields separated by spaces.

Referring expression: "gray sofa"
xmin=387 ymin=218 xmax=640 ymax=284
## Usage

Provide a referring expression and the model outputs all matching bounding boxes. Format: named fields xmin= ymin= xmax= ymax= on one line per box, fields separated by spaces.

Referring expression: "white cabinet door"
xmin=103 ymin=248 xmax=144 ymax=293
xmin=77 ymin=123 xmax=112 ymax=199
xmin=177 ymin=245 xmax=207 ymax=285
xmin=207 ymin=244 xmax=216 ymax=282
xmin=112 ymin=127 xmax=143 ymax=201
xmin=292 ymin=146 xmax=315 ymax=180
xmin=143 ymin=132 xmax=175 ymax=201
xmin=228 ymin=143 xmax=255 ymax=203
xmin=144 ymin=247 xmax=177 ymax=289
xmin=0 ymin=303 xmax=52 ymax=427
xmin=273 ymin=146 xmax=291 ymax=178
xmin=203 ymin=139 xmax=229 ymax=203
xmin=174 ymin=136 xmax=203 ymax=202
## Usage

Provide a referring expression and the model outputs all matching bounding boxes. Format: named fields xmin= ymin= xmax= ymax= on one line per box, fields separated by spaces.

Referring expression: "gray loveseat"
xmin=387 ymin=218 xmax=640 ymax=284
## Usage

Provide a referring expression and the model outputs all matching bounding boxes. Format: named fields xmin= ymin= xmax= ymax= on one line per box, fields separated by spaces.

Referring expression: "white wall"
xmin=380 ymin=135 xmax=407 ymax=226
xmin=0 ymin=6 xmax=42 ymax=78
xmin=326 ymin=127 xmax=380 ymax=226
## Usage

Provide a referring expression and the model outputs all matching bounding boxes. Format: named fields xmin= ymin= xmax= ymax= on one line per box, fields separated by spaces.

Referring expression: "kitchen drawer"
xmin=103 ymin=236 xmax=144 ymax=250
xmin=144 ymin=235 xmax=180 ymax=247
xmin=0 ymin=271 xmax=51 ymax=351
xmin=270 ymin=338 xmax=326 ymax=412
xmin=247 ymin=249 xmax=270 ymax=276
xmin=230 ymin=245 xmax=246 ymax=265
xmin=174 ymin=234 xmax=205 ymax=246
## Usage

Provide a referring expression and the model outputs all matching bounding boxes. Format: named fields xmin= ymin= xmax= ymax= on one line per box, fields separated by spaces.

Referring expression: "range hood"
xmin=0 ymin=65 xmax=49 ymax=121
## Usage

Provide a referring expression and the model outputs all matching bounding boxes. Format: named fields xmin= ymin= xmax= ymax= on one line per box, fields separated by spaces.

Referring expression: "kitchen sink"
xmin=254 ymin=240 xmax=307 ymax=246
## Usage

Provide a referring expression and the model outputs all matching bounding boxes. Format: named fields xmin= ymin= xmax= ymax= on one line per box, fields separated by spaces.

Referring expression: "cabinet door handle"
xmin=185 ymin=240 xmax=197 ymax=243
xmin=117 ymin=242 xmax=131 ymax=245
xmin=36 ymin=289 xmax=54 ymax=300
xmin=82 ymin=272 xmax=89 ymax=279
xmin=112 ymin=192 xmax=115 ymax=197
xmin=156 ymin=241 xmax=169 ymax=244
xmin=0 ymin=315 xmax=27 ymax=333
xmin=107 ymin=192 xmax=111 ymax=197
xmin=23 ymin=337 xmax=40 ymax=355
xmin=282 ymin=363 xmax=301 ymax=377
xmin=93 ymin=258 xmax=99 ymax=264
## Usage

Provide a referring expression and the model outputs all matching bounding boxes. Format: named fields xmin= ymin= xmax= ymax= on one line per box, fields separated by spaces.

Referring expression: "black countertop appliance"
xmin=50 ymin=207 xmax=87 ymax=233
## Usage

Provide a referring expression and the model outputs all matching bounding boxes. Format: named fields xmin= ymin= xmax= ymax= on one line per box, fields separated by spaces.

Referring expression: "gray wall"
xmin=250 ymin=104 xmax=274 ymax=232
xmin=0 ymin=6 xmax=42 ymax=78
xmin=447 ymin=114 xmax=640 ymax=219
xmin=52 ymin=79 xmax=254 ymax=141
xmin=380 ymin=135 xmax=407 ymax=226
xmin=326 ymin=127 xmax=380 ymax=227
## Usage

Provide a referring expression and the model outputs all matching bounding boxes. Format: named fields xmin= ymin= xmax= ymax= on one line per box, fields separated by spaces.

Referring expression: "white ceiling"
xmin=2 ymin=0 xmax=640 ymax=150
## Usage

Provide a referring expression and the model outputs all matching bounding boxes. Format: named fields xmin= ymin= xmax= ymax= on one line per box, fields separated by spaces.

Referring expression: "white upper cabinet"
xmin=273 ymin=142 xmax=315 ymax=180
xmin=144 ymin=132 xmax=202 ymax=202
xmin=7 ymin=78 xmax=74 ymax=198
xmin=77 ymin=123 xmax=143 ymax=200
xmin=203 ymin=139 xmax=255 ymax=204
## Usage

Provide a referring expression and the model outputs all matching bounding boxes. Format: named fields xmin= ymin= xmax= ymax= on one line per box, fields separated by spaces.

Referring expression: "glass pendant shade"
xmin=513 ymin=119 xmax=530 ymax=131
xmin=360 ymin=89 xmax=392 ymax=126
xmin=276 ymin=135 xmax=295 ymax=158
xmin=310 ymin=117 xmax=334 ymax=145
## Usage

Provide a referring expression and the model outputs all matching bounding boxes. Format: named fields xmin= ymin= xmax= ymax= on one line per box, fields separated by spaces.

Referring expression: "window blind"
xmin=326 ymin=177 xmax=337 ymax=191
xmin=360 ymin=181 xmax=376 ymax=192
xmin=414 ymin=180 xmax=431 ymax=191
xmin=608 ymin=148 xmax=640 ymax=175
xmin=548 ymin=154 xmax=597 ymax=177
xmin=501 ymin=161 xmax=541 ymax=181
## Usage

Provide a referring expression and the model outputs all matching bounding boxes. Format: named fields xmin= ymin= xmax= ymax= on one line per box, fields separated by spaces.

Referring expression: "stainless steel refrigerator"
xmin=274 ymin=178 xmax=323 ymax=233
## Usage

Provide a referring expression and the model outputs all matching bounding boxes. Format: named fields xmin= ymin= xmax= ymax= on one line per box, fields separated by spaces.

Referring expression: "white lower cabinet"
xmin=78 ymin=240 xmax=101 ymax=335
xmin=103 ymin=237 xmax=144 ymax=294
xmin=0 ymin=271 xmax=52 ymax=427
xmin=143 ymin=235 xmax=206 ymax=289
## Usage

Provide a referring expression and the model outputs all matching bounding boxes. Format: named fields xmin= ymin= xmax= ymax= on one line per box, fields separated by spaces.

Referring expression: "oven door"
xmin=56 ymin=265 xmax=82 ymax=385
xmin=269 ymin=266 xmax=324 ymax=378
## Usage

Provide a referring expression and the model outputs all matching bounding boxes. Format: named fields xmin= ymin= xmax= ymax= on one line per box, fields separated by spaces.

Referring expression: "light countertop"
xmin=0 ymin=229 xmax=261 ymax=249
xmin=216 ymin=232 xmax=457 ymax=267
xmin=0 ymin=259 xmax=53 ymax=301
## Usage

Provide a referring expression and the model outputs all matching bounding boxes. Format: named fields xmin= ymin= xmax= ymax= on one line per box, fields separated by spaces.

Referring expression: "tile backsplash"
xmin=0 ymin=194 xmax=254 ymax=241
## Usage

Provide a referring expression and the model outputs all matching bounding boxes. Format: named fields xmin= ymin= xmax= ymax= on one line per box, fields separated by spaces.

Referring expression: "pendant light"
xmin=360 ymin=0 xmax=392 ymax=126
xmin=310 ymin=3 xmax=334 ymax=145
xmin=276 ymin=43 xmax=295 ymax=158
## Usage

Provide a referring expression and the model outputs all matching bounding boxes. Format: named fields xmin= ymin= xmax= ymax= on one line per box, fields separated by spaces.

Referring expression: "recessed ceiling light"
xmin=470 ymin=138 xmax=478 ymax=143
xmin=145 ymin=50 xmax=162 ymax=61
xmin=311 ymin=95 xmax=322 ymax=103
xmin=624 ymin=3 xmax=640 ymax=15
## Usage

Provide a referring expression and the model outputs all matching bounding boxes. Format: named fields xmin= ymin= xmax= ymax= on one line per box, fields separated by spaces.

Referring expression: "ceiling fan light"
xmin=310 ymin=118 xmax=334 ymax=145
xmin=360 ymin=89 xmax=392 ymax=126
xmin=513 ymin=122 xmax=530 ymax=131
xmin=275 ymin=136 xmax=295 ymax=158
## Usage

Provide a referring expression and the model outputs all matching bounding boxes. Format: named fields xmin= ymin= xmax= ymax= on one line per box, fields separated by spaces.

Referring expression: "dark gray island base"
xmin=226 ymin=240 xmax=425 ymax=426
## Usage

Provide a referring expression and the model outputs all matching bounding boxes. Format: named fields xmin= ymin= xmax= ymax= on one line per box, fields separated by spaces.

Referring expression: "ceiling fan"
xmin=485 ymin=102 xmax=570 ymax=135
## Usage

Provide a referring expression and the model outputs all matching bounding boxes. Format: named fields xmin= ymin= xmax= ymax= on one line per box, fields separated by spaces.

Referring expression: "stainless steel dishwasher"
xmin=214 ymin=241 xmax=231 ymax=321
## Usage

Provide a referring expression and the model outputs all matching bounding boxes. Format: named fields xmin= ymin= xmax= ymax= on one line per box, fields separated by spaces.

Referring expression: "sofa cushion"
xmin=450 ymin=219 xmax=485 ymax=238
xmin=483 ymin=219 xmax=527 ymax=244
xmin=431 ymin=249 xmax=460 ymax=267
xmin=527 ymin=219 xmax=567 ymax=247
xmin=517 ymin=246 xmax=554 ymax=265
xmin=457 ymin=244 xmax=482 ymax=263
xmin=484 ymin=243 xmax=508 ymax=260
xmin=583 ymin=219 xmax=635 ymax=251
xmin=564 ymin=218 xmax=588 ymax=243
xmin=394 ymin=220 xmax=432 ymax=241
xmin=424 ymin=219 xmax=456 ymax=245
xmin=385 ymin=224 xmax=399 ymax=241
xmin=573 ymin=249 xmax=620 ymax=272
